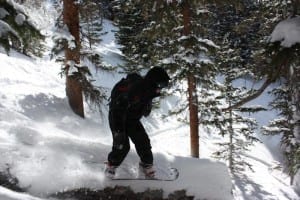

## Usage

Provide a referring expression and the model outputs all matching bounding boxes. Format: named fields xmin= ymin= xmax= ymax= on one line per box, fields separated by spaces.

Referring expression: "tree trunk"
xmin=292 ymin=0 xmax=300 ymax=16
xmin=188 ymin=74 xmax=199 ymax=157
xmin=228 ymin=102 xmax=234 ymax=173
xmin=288 ymin=64 xmax=300 ymax=185
xmin=291 ymin=65 xmax=300 ymax=141
xmin=182 ymin=0 xmax=199 ymax=158
xmin=63 ymin=0 xmax=84 ymax=118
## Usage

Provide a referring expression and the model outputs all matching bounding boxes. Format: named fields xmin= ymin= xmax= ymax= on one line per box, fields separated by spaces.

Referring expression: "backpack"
xmin=109 ymin=73 xmax=143 ymax=109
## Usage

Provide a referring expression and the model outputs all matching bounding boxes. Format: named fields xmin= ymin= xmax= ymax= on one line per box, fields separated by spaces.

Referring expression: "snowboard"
xmin=104 ymin=163 xmax=179 ymax=181
xmin=111 ymin=167 xmax=179 ymax=181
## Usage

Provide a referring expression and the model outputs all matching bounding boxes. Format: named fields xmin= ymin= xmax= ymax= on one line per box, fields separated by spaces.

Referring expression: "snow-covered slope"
xmin=0 ymin=1 xmax=299 ymax=200
xmin=0 ymin=50 xmax=232 ymax=200
xmin=0 ymin=186 xmax=44 ymax=200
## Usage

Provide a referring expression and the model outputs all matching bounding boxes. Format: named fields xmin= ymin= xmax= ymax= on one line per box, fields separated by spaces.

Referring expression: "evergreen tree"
xmin=0 ymin=0 xmax=44 ymax=56
xmin=262 ymin=80 xmax=299 ymax=184
xmin=219 ymin=0 xmax=293 ymax=111
xmin=198 ymin=1 xmax=267 ymax=175
xmin=111 ymin=0 xmax=243 ymax=157
xmin=79 ymin=0 xmax=113 ymax=72
xmin=52 ymin=0 xmax=107 ymax=115
xmin=261 ymin=17 xmax=300 ymax=184
xmin=80 ymin=0 xmax=103 ymax=49
xmin=111 ymin=0 xmax=152 ymax=72
xmin=251 ymin=0 xmax=300 ymax=185
xmin=209 ymin=1 xmax=262 ymax=76
xmin=140 ymin=0 xmax=221 ymax=157
xmin=63 ymin=0 xmax=84 ymax=118
xmin=213 ymin=78 xmax=261 ymax=175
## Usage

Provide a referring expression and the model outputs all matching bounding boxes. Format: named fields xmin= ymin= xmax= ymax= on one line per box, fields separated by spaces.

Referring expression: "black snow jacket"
xmin=109 ymin=67 xmax=170 ymax=130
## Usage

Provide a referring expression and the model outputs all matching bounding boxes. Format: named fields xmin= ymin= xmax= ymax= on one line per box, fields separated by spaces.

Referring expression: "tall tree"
xmin=262 ymin=15 xmax=300 ymax=184
xmin=181 ymin=0 xmax=199 ymax=157
xmin=52 ymin=0 xmax=106 ymax=114
xmin=158 ymin=0 xmax=219 ymax=158
xmin=79 ymin=0 xmax=109 ymax=71
xmin=244 ymin=0 xmax=300 ymax=184
xmin=80 ymin=0 xmax=103 ymax=49
xmin=63 ymin=0 xmax=84 ymax=117
xmin=213 ymin=76 xmax=261 ymax=175
xmin=222 ymin=0 xmax=293 ymax=111
xmin=111 ymin=0 xmax=152 ymax=71
xmin=201 ymin=2 xmax=265 ymax=176
xmin=111 ymin=0 xmax=259 ymax=158
xmin=156 ymin=0 xmax=222 ymax=157
xmin=113 ymin=0 xmax=220 ymax=157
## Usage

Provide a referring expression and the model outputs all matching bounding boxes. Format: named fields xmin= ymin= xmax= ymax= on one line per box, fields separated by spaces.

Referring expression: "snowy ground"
xmin=0 ymin=50 xmax=232 ymax=200
xmin=0 ymin=2 xmax=299 ymax=200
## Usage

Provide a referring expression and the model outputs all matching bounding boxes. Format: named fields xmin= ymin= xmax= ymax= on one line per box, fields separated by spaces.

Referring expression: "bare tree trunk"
xmin=228 ymin=102 xmax=234 ymax=173
xmin=188 ymin=74 xmax=199 ymax=157
xmin=292 ymin=0 xmax=300 ymax=16
xmin=288 ymin=64 xmax=300 ymax=185
xmin=291 ymin=65 xmax=300 ymax=141
xmin=63 ymin=0 xmax=84 ymax=118
xmin=182 ymin=0 xmax=199 ymax=158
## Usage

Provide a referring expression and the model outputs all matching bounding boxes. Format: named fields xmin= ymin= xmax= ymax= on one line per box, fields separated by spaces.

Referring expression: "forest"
xmin=0 ymin=0 xmax=300 ymax=199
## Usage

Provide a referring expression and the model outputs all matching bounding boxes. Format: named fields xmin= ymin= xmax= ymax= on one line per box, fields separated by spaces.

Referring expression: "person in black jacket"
xmin=105 ymin=67 xmax=170 ymax=178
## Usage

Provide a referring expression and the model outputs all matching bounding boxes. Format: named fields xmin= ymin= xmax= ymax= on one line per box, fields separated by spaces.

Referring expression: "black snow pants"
xmin=107 ymin=110 xmax=153 ymax=167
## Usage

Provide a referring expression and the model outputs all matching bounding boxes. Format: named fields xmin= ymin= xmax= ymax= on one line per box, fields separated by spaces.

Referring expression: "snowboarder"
xmin=105 ymin=67 xmax=170 ymax=178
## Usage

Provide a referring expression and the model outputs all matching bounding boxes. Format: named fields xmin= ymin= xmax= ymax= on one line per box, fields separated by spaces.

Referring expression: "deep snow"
xmin=0 ymin=1 xmax=300 ymax=200
xmin=0 ymin=49 xmax=232 ymax=200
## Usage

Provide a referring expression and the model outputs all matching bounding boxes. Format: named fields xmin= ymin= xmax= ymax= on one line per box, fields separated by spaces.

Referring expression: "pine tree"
xmin=213 ymin=78 xmax=261 ymax=175
xmin=144 ymin=0 xmax=221 ymax=157
xmin=63 ymin=0 xmax=84 ymax=118
xmin=262 ymin=81 xmax=299 ymax=184
xmin=198 ymin=1 xmax=267 ymax=175
xmin=80 ymin=0 xmax=103 ymax=49
xmin=52 ymin=0 xmax=107 ymax=115
xmin=258 ymin=0 xmax=300 ymax=185
xmin=79 ymin=0 xmax=105 ymax=71
xmin=112 ymin=0 xmax=242 ymax=157
xmin=261 ymin=31 xmax=300 ymax=186
xmin=111 ymin=0 xmax=152 ymax=72
xmin=0 ymin=0 xmax=44 ymax=56
xmin=218 ymin=0 xmax=293 ymax=111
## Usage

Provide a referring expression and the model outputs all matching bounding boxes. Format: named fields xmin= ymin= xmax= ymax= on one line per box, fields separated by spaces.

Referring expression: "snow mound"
xmin=0 ymin=50 xmax=232 ymax=200
xmin=0 ymin=186 xmax=44 ymax=200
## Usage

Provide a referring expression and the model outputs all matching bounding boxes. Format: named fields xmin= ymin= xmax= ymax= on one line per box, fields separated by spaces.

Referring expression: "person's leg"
xmin=107 ymin=135 xmax=130 ymax=166
xmin=127 ymin=120 xmax=153 ymax=165
xmin=107 ymin=110 xmax=130 ymax=167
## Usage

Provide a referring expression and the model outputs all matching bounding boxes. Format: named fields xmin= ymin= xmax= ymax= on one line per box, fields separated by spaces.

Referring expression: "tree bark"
xmin=63 ymin=0 xmax=84 ymax=118
xmin=182 ymin=0 xmax=199 ymax=158
xmin=188 ymin=74 xmax=199 ymax=157
xmin=292 ymin=0 xmax=300 ymax=16
xmin=228 ymin=102 xmax=234 ymax=173
xmin=291 ymin=65 xmax=300 ymax=141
